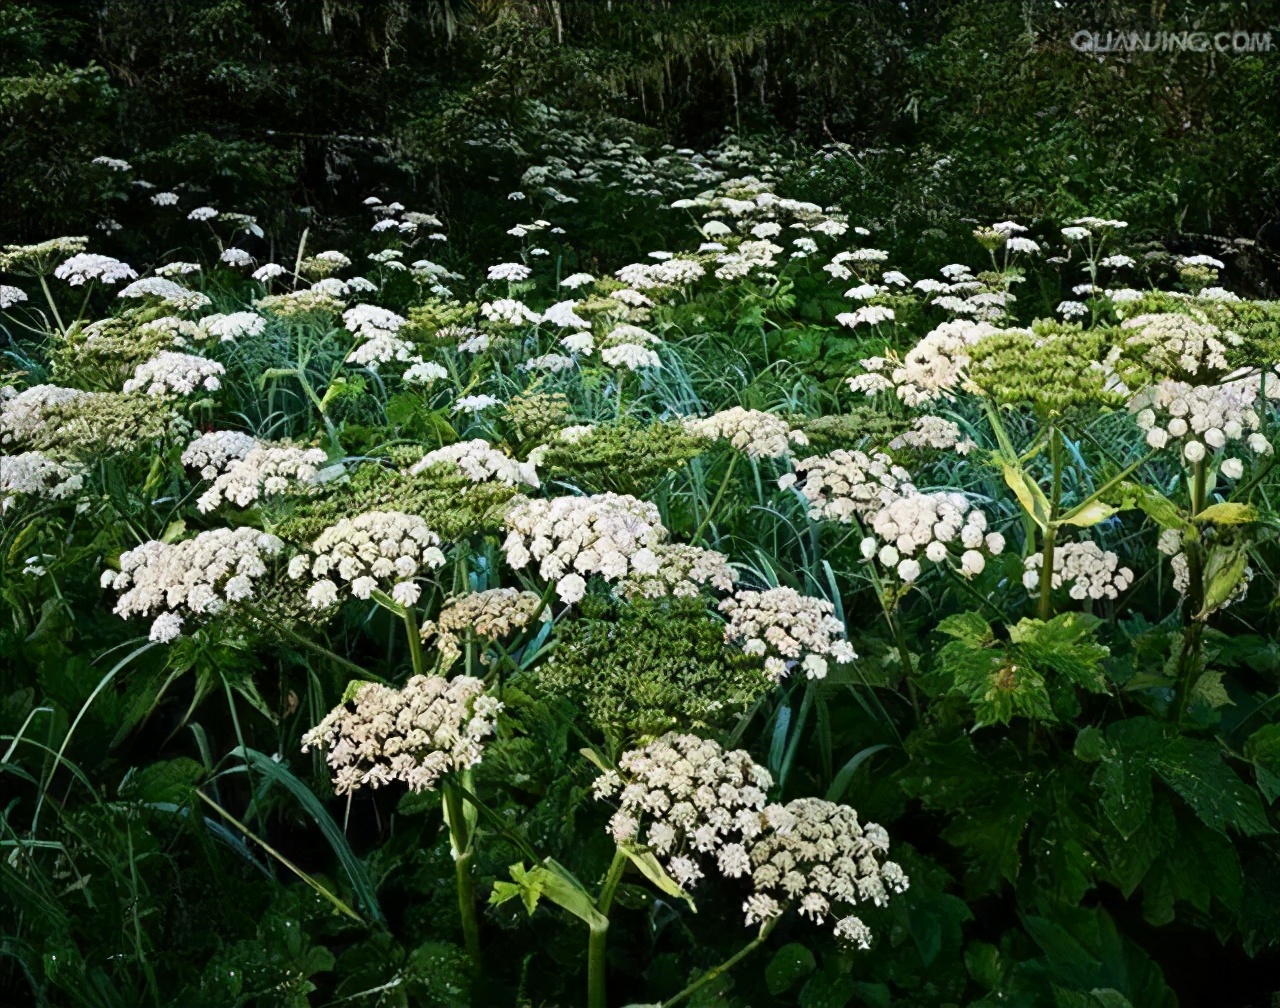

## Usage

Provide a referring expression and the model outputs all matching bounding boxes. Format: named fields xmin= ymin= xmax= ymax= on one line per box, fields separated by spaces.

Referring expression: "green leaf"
xmin=765 ymin=943 xmax=815 ymax=995
xmin=237 ymin=748 xmax=384 ymax=922
xmin=1197 ymin=546 xmax=1250 ymax=618
xmin=1148 ymin=737 xmax=1272 ymax=836
xmin=964 ymin=941 xmax=1003 ymax=990
xmin=1059 ymin=500 xmax=1118 ymax=527
xmin=1118 ymin=482 xmax=1193 ymax=534
xmin=118 ymin=757 xmax=204 ymax=803
xmin=1195 ymin=501 xmax=1257 ymax=525
xmin=999 ymin=458 xmax=1052 ymax=528
xmin=619 ymin=842 xmax=695 ymax=911
xmin=1074 ymin=727 xmax=1106 ymax=763
xmin=1244 ymin=724 xmax=1280 ymax=803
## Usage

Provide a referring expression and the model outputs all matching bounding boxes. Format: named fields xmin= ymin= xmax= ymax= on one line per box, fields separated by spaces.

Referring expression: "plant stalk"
xmin=660 ymin=915 xmax=780 ymax=1008
xmin=692 ymin=453 xmax=739 ymax=543
xmin=443 ymin=780 xmax=482 ymax=974
xmin=586 ymin=847 xmax=628 ymax=1008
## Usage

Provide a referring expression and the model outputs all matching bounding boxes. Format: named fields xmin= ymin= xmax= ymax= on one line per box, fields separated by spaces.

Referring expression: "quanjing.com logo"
xmin=1071 ymin=29 xmax=1273 ymax=54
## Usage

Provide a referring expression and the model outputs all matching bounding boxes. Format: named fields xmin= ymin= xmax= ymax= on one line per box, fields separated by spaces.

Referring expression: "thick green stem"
xmin=37 ymin=274 xmax=66 ymax=334
xmin=692 ymin=453 xmax=739 ymax=543
xmin=660 ymin=916 xmax=780 ymax=1008
xmin=1171 ymin=459 xmax=1209 ymax=725
xmin=1037 ymin=426 xmax=1063 ymax=622
xmin=443 ymin=780 xmax=482 ymax=974
xmin=586 ymin=848 xmax=628 ymax=1008
xmin=402 ymin=610 xmax=426 ymax=676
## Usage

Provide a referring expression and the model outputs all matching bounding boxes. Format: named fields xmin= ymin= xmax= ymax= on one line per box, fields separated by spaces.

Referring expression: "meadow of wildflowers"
xmin=3 ymin=3 xmax=1280 ymax=1007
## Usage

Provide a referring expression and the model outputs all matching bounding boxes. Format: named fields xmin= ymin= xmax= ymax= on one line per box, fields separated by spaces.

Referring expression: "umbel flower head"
xmin=289 ymin=510 xmax=446 ymax=610
xmin=734 ymin=797 xmax=908 ymax=948
xmin=104 ymin=527 xmax=284 ymax=641
xmin=502 ymin=492 xmax=668 ymax=604
xmin=194 ymin=442 xmax=329 ymax=512
xmin=684 ymin=407 xmax=809 ymax=460
xmin=302 ymin=675 xmax=502 ymax=794
xmin=594 ymin=733 xmax=773 ymax=891
xmin=780 ymin=449 xmax=914 ymax=523
xmin=0 ymin=451 xmax=85 ymax=511
xmin=719 ymin=586 xmax=856 ymax=681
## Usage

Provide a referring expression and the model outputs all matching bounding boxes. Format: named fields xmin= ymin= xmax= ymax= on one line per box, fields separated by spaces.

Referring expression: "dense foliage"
xmin=4 ymin=3 xmax=1280 ymax=1007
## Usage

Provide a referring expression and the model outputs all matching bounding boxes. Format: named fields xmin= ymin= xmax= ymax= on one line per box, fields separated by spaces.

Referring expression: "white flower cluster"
xmin=600 ymin=323 xmax=662 ymax=370
xmin=0 ymin=385 xmax=87 ymax=446
xmin=342 ymin=304 xmax=419 ymax=369
xmin=779 ymin=449 xmax=914 ymax=523
xmin=1023 ymin=540 xmax=1134 ymax=600
xmin=0 ymin=451 xmax=84 ymax=511
xmin=543 ymin=300 xmax=591 ymax=329
xmin=1121 ymin=312 xmax=1240 ymax=379
xmin=835 ymin=305 xmax=895 ymax=329
xmin=104 ymin=527 xmax=284 ymax=642
xmin=122 ymin=351 xmax=225 ymax=396
xmin=301 ymin=675 xmax=501 ymax=795
xmin=615 ymin=258 xmax=705 ymax=290
xmin=733 ymin=797 xmax=907 ymax=946
xmin=1131 ymin=374 xmax=1272 ymax=467
xmin=54 ymin=254 xmax=137 ymax=287
xmin=862 ymin=491 xmax=1003 ymax=581
xmin=290 ymin=511 xmax=447 ymax=609
xmin=502 ymin=493 xmax=667 ymax=604
xmin=195 ymin=443 xmax=328 ymax=512
xmin=888 ymin=415 xmax=976 ymax=455
xmin=118 ymin=277 xmax=211 ymax=311
xmin=487 ymin=262 xmax=531 ymax=282
xmin=181 ymin=430 xmax=257 ymax=479
xmin=410 ymin=439 xmax=539 ymax=487
xmin=199 ymin=311 xmax=266 ymax=342
xmin=420 ymin=588 xmax=549 ymax=668
xmin=849 ymin=320 xmax=998 ymax=406
xmin=593 ymin=733 xmax=772 ymax=891
xmin=619 ymin=544 xmax=737 ymax=600
xmin=0 ymin=285 xmax=27 ymax=308
xmin=719 ymin=587 xmax=856 ymax=681
xmin=480 ymin=298 xmax=541 ymax=326
xmin=684 ymin=407 xmax=809 ymax=460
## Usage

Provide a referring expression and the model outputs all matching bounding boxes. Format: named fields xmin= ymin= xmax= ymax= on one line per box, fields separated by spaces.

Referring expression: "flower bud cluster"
xmin=301 ymin=675 xmax=501 ymax=795
xmin=104 ymin=527 xmax=284 ymax=641
xmin=684 ymin=407 xmax=809 ymax=460
xmin=1121 ymin=312 xmax=1240 ymax=380
xmin=122 ymin=351 xmax=225 ymax=396
xmin=593 ymin=733 xmax=772 ymax=890
xmin=410 ymin=439 xmax=539 ymax=487
xmin=290 ymin=510 xmax=446 ymax=609
xmin=502 ymin=493 xmax=667 ymax=604
xmin=420 ymin=588 xmax=548 ymax=668
xmin=719 ymin=587 xmax=856 ymax=681
xmin=1022 ymin=540 xmax=1134 ymax=600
